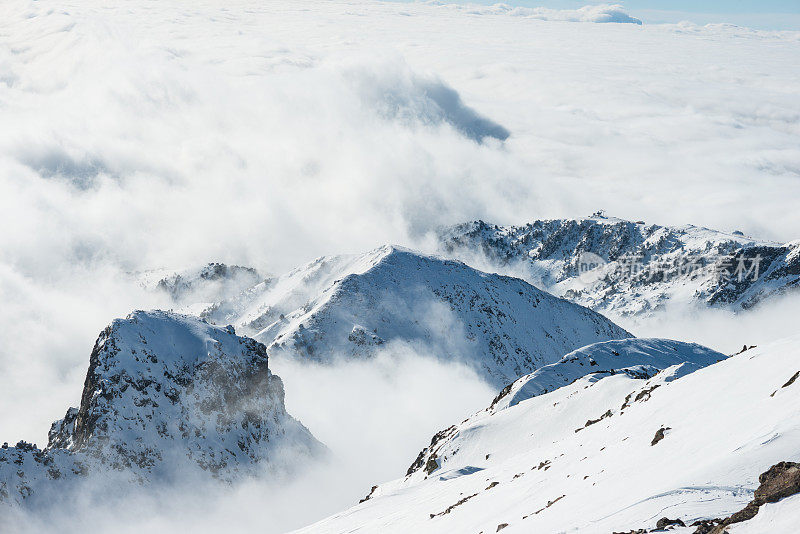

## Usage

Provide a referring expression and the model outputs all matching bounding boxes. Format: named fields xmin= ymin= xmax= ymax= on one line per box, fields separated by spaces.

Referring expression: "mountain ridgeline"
xmin=439 ymin=215 xmax=800 ymax=316
xmin=200 ymin=246 xmax=632 ymax=388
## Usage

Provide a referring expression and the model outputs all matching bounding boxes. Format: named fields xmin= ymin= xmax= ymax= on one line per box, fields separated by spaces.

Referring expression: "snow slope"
xmin=202 ymin=246 xmax=632 ymax=387
xmin=0 ymin=311 xmax=322 ymax=508
xmin=489 ymin=338 xmax=726 ymax=411
xmin=296 ymin=335 xmax=800 ymax=533
xmin=440 ymin=216 xmax=800 ymax=316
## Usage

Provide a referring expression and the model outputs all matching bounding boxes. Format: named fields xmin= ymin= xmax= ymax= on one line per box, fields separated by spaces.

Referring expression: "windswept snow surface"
xmin=202 ymin=246 xmax=631 ymax=387
xmin=728 ymin=494 xmax=800 ymax=533
xmin=296 ymin=335 xmax=800 ymax=533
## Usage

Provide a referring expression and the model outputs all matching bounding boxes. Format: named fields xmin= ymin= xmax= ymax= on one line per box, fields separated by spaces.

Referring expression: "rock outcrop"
xmin=0 ymin=311 xmax=322 ymax=507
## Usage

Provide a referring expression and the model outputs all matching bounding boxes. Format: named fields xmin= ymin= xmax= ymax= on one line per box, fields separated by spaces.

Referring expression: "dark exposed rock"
xmin=406 ymin=425 xmax=456 ymax=477
xmin=650 ymin=427 xmax=670 ymax=446
xmin=722 ymin=502 xmax=760 ymax=526
xmin=429 ymin=492 xmax=478 ymax=518
xmin=533 ymin=460 xmax=551 ymax=471
xmin=781 ymin=371 xmax=799 ymax=389
xmin=425 ymin=456 xmax=439 ymax=475
xmin=490 ymin=382 xmax=515 ymax=409
xmin=576 ymin=410 xmax=613 ymax=432
xmin=656 ymin=517 xmax=685 ymax=529
xmin=690 ymin=519 xmax=722 ymax=534
xmin=634 ymin=385 xmax=660 ymax=403
xmin=523 ymin=494 xmax=566 ymax=518
xmin=359 ymin=485 xmax=378 ymax=503
xmin=753 ymin=461 xmax=800 ymax=505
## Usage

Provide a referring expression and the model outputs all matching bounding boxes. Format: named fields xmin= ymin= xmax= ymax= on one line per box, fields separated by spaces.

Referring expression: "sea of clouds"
xmin=1 ymin=0 xmax=799 ymax=531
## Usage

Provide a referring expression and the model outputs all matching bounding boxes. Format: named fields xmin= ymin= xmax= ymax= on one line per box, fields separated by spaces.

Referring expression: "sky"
xmin=412 ymin=1 xmax=800 ymax=29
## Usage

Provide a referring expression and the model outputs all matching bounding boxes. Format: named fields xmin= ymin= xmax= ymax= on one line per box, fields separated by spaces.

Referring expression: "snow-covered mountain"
xmin=137 ymin=263 xmax=264 ymax=311
xmin=0 ymin=311 xmax=322 ymax=507
xmin=439 ymin=215 xmax=800 ymax=316
xmin=296 ymin=335 xmax=800 ymax=533
xmin=201 ymin=245 xmax=632 ymax=387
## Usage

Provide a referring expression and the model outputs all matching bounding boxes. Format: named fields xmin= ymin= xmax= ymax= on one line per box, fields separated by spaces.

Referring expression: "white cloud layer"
xmin=0 ymin=0 xmax=798 ymax=529
xmin=432 ymin=2 xmax=643 ymax=24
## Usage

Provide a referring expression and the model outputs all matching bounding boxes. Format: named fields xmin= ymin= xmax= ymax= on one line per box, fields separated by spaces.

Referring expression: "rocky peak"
xmin=0 ymin=311 xmax=322 ymax=506
xmin=439 ymin=217 xmax=799 ymax=315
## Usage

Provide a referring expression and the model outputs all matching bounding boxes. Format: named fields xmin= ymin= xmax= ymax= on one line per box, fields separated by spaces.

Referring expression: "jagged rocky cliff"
xmin=0 ymin=311 xmax=322 ymax=507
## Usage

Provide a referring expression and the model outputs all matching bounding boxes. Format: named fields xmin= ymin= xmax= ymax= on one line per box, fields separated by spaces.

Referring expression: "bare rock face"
xmin=0 ymin=311 xmax=322 ymax=507
xmin=754 ymin=461 xmax=800 ymax=504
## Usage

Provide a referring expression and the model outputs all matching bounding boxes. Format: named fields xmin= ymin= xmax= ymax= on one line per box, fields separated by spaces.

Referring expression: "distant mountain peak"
xmin=439 ymin=217 xmax=798 ymax=315
xmin=136 ymin=263 xmax=265 ymax=308
xmin=202 ymin=246 xmax=631 ymax=388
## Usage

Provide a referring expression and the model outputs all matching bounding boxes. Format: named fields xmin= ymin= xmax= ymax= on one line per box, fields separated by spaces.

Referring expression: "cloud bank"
xmin=0 ymin=1 xmax=798 ymax=529
xmin=435 ymin=2 xmax=643 ymax=24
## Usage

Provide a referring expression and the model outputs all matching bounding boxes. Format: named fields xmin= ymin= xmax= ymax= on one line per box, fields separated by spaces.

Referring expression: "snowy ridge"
xmin=489 ymin=338 xmax=726 ymax=411
xmin=439 ymin=216 xmax=800 ymax=316
xmin=202 ymin=245 xmax=632 ymax=387
xmin=0 ymin=311 xmax=322 ymax=507
xmin=297 ymin=334 xmax=800 ymax=533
